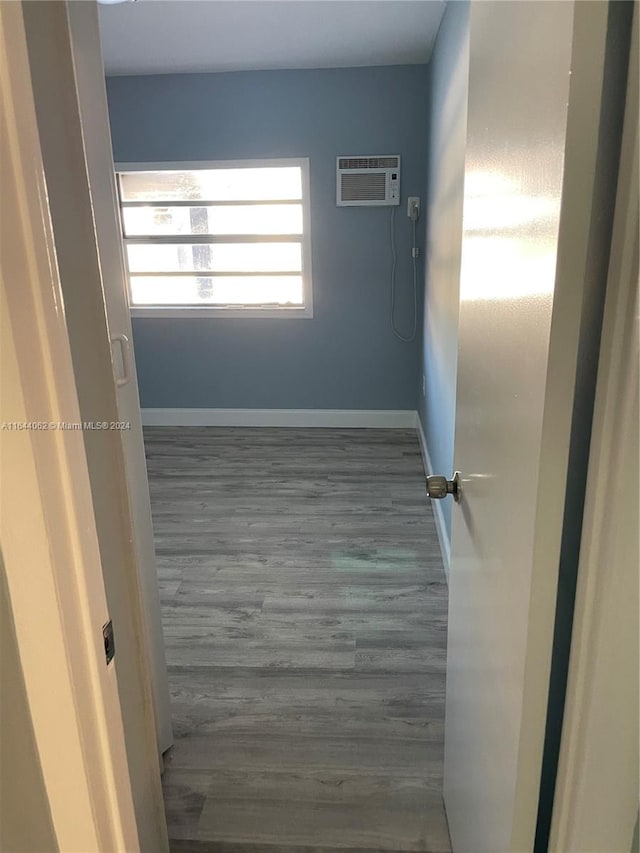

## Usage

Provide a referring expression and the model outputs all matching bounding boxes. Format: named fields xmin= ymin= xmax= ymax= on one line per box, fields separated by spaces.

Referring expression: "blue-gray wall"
xmin=106 ymin=65 xmax=429 ymax=410
xmin=419 ymin=2 xmax=470 ymax=539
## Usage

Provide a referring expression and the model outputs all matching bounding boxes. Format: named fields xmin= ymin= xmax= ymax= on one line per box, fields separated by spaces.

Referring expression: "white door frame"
xmin=64 ymin=0 xmax=173 ymax=756
xmin=1 ymin=2 xmax=138 ymax=848
xmin=20 ymin=0 xmax=173 ymax=760
xmin=549 ymin=6 xmax=639 ymax=849
xmin=0 ymin=2 xmax=168 ymax=849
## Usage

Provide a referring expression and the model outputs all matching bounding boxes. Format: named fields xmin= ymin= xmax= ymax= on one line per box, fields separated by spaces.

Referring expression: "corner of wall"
xmin=415 ymin=412 xmax=451 ymax=582
xmin=417 ymin=0 xmax=470 ymax=580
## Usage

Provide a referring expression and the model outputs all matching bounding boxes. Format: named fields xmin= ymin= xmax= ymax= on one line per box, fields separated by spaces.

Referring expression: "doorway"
xmin=15 ymin=3 xmax=636 ymax=849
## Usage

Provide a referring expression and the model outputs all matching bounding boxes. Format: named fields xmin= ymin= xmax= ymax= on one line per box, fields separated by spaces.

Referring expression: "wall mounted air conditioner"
xmin=336 ymin=155 xmax=400 ymax=207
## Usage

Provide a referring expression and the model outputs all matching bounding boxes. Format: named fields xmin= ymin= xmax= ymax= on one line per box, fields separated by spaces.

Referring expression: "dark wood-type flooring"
xmin=144 ymin=427 xmax=451 ymax=853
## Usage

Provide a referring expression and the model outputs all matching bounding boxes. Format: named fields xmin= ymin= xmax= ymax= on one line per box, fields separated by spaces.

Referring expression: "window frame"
xmin=115 ymin=158 xmax=313 ymax=319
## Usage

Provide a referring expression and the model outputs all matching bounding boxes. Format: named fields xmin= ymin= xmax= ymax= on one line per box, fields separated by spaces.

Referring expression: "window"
xmin=116 ymin=159 xmax=312 ymax=318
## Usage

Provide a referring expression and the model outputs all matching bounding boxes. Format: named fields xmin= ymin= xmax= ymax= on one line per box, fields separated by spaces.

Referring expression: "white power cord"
xmin=390 ymin=206 xmax=418 ymax=342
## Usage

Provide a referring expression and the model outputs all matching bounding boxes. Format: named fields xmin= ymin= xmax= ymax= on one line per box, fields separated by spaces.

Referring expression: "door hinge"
xmin=103 ymin=619 xmax=115 ymax=665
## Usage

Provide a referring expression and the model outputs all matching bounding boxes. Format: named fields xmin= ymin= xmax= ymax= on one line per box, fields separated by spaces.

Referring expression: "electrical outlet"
xmin=407 ymin=196 xmax=421 ymax=221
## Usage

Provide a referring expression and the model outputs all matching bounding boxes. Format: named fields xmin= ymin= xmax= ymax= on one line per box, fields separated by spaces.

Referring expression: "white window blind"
xmin=116 ymin=160 xmax=313 ymax=318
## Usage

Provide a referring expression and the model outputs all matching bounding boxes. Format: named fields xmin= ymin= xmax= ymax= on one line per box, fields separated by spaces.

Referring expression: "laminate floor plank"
xmin=144 ymin=428 xmax=450 ymax=852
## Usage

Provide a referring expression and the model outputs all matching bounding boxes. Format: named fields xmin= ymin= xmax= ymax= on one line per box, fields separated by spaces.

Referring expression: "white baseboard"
xmin=415 ymin=415 xmax=451 ymax=582
xmin=141 ymin=408 xmax=418 ymax=429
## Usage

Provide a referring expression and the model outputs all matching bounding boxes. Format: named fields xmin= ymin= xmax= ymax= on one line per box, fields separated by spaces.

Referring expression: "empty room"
xmin=1 ymin=2 xmax=637 ymax=853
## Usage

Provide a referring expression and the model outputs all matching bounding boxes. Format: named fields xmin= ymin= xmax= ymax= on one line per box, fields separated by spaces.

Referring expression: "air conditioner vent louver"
xmin=336 ymin=154 xmax=400 ymax=207
xmin=341 ymin=173 xmax=386 ymax=202
xmin=338 ymin=156 xmax=400 ymax=170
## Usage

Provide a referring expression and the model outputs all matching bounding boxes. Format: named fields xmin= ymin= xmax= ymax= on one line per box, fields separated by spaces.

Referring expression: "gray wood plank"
xmin=144 ymin=428 xmax=450 ymax=852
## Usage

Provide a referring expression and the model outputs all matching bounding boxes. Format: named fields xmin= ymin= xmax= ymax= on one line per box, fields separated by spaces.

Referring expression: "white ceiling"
xmin=99 ymin=0 xmax=446 ymax=76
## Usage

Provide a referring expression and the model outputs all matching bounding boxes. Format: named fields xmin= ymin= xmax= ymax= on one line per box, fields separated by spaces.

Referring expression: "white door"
xmin=65 ymin=1 xmax=173 ymax=756
xmin=441 ymin=3 xmax=624 ymax=851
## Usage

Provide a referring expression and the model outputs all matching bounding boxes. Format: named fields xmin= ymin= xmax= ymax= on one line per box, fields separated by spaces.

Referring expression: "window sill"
xmin=129 ymin=305 xmax=313 ymax=319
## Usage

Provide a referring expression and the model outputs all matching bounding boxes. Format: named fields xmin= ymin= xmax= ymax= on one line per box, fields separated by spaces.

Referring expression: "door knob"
xmin=426 ymin=472 xmax=461 ymax=503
